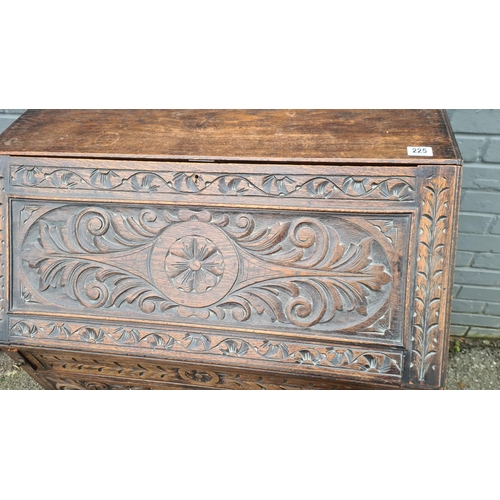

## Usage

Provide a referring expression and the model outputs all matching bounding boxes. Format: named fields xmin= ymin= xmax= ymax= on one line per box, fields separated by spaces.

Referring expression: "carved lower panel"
xmin=9 ymin=318 xmax=404 ymax=382
xmin=14 ymin=202 xmax=409 ymax=340
xmin=44 ymin=376 xmax=167 ymax=390
xmin=25 ymin=351 xmax=374 ymax=390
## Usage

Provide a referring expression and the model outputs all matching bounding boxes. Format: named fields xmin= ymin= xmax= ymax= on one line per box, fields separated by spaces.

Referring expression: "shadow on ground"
xmin=1 ymin=339 xmax=499 ymax=390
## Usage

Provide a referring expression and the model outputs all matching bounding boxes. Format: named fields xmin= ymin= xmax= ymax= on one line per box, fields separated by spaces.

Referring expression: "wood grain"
xmin=0 ymin=110 xmax=461 ymax=165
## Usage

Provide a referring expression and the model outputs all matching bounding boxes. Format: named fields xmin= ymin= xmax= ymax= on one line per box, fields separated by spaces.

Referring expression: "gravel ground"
xmin=1 ymin=339 xmax=499 ymax=389
xmin=0 ymin=352 xmax=42 ymax=390
xmin=445 ymin=338 xmax=500 ymax=390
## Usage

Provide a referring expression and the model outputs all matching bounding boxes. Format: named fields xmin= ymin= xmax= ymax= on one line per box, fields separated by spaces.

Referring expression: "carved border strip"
xmin=10 ymin=165 xmax=416 ymax=201
xmin=9 ymin=318 xmax=403 ymax=380
xmin=0 ymin=159 xmax=6 ymax=342
xmin=410 ymin=172 xmax=453 ymax=387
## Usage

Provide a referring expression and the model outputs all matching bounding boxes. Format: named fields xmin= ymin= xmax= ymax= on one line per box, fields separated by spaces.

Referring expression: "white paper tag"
xmin=407 ymin=146 xmax=433 ymax=156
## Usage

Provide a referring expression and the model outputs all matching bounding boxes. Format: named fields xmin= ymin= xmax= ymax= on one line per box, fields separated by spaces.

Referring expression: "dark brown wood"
xmin=0 ymin=110 xmax=462 ymax=389
xmin=0 ymin=109 xmax=461 ymax=165
xmin=1 ymin=346 xmax=389 ymax=390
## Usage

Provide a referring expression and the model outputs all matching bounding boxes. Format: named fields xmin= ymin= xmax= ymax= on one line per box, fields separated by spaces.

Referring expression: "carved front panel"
xmin=13 ymin=202 xmax=410 ymax=342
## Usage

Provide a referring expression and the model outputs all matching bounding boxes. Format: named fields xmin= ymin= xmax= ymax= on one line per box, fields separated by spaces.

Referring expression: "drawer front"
xmin=12 ymin=347 xmax=377 ymax=390
xmin=0 ymin=157 xmax=461 ymax=388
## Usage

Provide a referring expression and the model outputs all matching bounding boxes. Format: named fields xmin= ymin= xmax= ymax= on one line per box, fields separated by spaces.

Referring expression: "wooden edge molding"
xmin=0 ymin=157 xmax=6 ymax=343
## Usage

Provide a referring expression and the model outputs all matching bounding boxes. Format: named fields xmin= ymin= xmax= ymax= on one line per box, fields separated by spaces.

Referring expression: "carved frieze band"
xmin=411 ymin=175 xmax=451 ymax=385
xmin=17 ymin=205 xmax=399 ymax=334
xmin=10 ymin=319 xmax=403 ymax=379
xmin=11 ymin=165 xmax=415 ymax=201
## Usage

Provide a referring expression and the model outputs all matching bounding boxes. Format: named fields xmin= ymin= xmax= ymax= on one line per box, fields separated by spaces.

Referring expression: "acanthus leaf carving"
xmin=19 ymin=205 xmax=396 ymax=333
xmin=215 ymin=217 xmax=392 ymax=326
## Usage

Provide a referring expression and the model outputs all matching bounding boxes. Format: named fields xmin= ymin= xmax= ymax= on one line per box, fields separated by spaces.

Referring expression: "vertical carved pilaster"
xmin=0 ymin=156 xmax=6 ymax=341
xmin=410 ymin=171 xmax=455 ymax=387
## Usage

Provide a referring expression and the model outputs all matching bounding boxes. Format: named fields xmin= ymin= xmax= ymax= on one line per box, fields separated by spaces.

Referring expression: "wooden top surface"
xmin=0 ymin=109 xmax=462 ymax=165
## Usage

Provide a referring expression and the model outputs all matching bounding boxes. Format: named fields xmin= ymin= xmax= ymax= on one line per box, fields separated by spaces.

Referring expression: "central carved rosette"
xmin=164 ymin=235 xmax=225 ymax=294
xmin=151 ymin=219 xmax=239 ymax=308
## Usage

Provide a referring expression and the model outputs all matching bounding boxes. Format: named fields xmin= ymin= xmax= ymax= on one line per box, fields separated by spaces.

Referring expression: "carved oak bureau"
xmin=0 ymin=110 xmax=462 ymax=390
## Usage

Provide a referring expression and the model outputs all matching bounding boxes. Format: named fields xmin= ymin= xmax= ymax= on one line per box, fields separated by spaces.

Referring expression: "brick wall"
xmin=448 ymin=110 xmax=500 ymax=339
xmin=1 ymin=109 xmax=499 ymax=338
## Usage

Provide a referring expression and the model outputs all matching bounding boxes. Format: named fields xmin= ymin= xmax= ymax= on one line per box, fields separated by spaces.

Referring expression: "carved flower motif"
xmin=165 ymin=236 xmax=224 ymax=293
xmin=183 ymin=370 xmax=213 ymax=383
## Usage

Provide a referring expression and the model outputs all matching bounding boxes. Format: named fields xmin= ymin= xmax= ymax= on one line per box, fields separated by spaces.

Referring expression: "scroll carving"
xmin=11 ymin=165 xmax=415 ymax=201
xmin=411 ymin=175 xmax=450 ymax=383
xmin=18 ymin=205 xmax=397 ymax=333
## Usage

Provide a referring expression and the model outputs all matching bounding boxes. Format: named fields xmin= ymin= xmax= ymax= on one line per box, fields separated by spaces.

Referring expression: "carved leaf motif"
xmin=221 ymin=339 xmax=249 ymax=357
xmin=341 ymin=177 xmax=373 ymax=196
xmin=47 ymin=322 xmax=71 ymax=338
xmin=220 ymin=219 xmax=391 ymax=326
xmin=369 ymin=220 xmax=398 ymax=249
xmin=114 ymin=328 xmax=141 ymax=344
xmin=295 ymin=350 xmax=325 ymax=365
xmin=145 ymin=334 xmax=173 ymax=349
xmin=172 ymin=173 xmax=207 ymax=192
xmin=344 ymin=349 xmax=354 ymax=364
xmin=305 ymin=179 xmax=335 ymax=197
xmin=80 ymin=327 xmax=105 ymax=343
xmin=358 ymin=354 xmax=392 ymax=373
xmin=21 ymin=285 xmax=39 ymax=304
xmin=260 ymin=341 xmax=290 ymax=359
xmin=23 ymin=207 xmax=174 ymax=312
xmin=20 ymin=205 xmax=41 ymax=225
xmin=90 ymin=169 xmax=121 ymax=189
xmin=130 ymin=173 xmax=162 ymax=192
xmin=218 ymin=176 xmax=249 ymax=195
xmin=12 ymin=166 xmax=45 ymax=186
xmin=47 ymin=171 xmax=80 ymax=189
xmin=184 ymin=333 xmax=211 ymax=351
xmin=379 ymin=180 xmax=414 ymax=201
xmin=412 ymin=176 xmax=449 ymax=383
xmin=11 ymin=321 xmax=39 ymax=338
xmin=30 ymin=208 xmax=165 ymax=256
xmin=262 ymin=175 xmax=297 ymax=195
